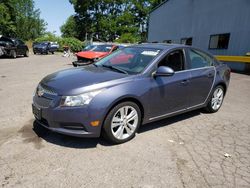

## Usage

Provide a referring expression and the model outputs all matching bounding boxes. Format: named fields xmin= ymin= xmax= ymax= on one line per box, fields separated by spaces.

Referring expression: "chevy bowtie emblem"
xmin=37 ymin=87 xmax=44 ymax=97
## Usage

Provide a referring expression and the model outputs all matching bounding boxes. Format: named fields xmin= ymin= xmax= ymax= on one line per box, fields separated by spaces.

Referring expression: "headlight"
xmin=60 ymin=89 xmax=104 ymax=107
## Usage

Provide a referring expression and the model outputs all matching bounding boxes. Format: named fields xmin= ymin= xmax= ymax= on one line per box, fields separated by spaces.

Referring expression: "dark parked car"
xmin=0 ymin=36 xmax=29 ymax=58
xmin=32 ymin=44 xmax=230 ymax=143
xmin=33 ymin=42 xmax=59 ymax=54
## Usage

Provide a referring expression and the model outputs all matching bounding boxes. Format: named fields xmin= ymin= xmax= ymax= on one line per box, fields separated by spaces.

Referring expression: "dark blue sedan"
xmin=32 ymin=44 xmax=230 ymax=143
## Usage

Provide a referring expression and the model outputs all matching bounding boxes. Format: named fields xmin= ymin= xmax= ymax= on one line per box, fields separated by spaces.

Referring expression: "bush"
xmin=35 ymin=33 xmax=59 ymax=43
xmin=59 ymin=37 xmax=83 ymax=52
xmin=115 ymin=33 xmax=139 ymax=43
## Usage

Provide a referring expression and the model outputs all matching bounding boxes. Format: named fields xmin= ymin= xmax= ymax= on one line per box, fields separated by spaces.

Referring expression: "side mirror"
xmin=154 ymin=66 xmax=175 ymax=77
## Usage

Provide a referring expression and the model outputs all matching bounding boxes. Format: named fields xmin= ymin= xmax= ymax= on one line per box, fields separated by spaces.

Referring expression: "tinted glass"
xmin=158 ymin=50 xmax=184 ymax=72
xmin=188 ymin=49 xmax=214 ymax=69
xmin=95 ymin=47 xmax=161 ymax=74
xmin=41 ymin=42 xmax=49 ymax=45
xmin=92 ymin=45 xmax=113 ymax=52
xmin=18 ymin=40 xmax=24 ymax=45
xmin=209 ymin=33 xmax=230 ymax=49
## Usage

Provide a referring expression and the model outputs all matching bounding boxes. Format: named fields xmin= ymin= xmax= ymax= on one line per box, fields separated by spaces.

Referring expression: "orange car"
xmin=72 ymin=44 xmax=121 ymax=67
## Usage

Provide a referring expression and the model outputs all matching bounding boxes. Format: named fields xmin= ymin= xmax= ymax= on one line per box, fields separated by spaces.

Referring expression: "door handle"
xmin=207 ymin=73 xmax=214 ymax=78
xmin=181 ymin=80 xmax=189 ymax=85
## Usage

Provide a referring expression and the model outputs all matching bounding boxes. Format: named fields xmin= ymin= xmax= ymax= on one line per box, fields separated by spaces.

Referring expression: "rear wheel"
xmin=103 ymin=102 xmax=141 ymax=144
xmin=10 ymin=50 xmax=17 ymax=59
xmin=24 ymin=50 xmax=29 ymax=57
xmin=205 ymin=85 xmax=224 ymax=113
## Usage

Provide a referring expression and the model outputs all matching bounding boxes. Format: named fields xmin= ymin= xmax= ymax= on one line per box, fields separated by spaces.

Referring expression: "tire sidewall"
xmin=103 ymin=102 xmax=141 ymax=144
xmin=25 ymin=50 xmax=29 ymax=57
xmin=11 ymin=50 xmax=17 ymax=58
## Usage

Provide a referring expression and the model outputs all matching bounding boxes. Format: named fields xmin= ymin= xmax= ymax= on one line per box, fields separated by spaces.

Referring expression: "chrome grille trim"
xmin=37 ymin=84 xmax=57 ymax=96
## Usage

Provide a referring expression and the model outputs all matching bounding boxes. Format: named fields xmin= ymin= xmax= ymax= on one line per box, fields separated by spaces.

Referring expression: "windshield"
xmin=40 ymin=42 xmax=49 ymax=45
xmin=95 ymin=47 xmax=161 ymax=74
xmin=83 ymin=45 xmax=113 ymax=52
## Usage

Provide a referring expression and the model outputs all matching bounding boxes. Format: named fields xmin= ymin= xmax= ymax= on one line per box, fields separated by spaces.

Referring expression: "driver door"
xmin=149 ymin=49 xmax=191 ymax=119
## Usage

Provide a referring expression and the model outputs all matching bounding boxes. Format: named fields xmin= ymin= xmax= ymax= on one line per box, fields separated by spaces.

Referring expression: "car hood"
xmin=76 ymin=51 xmax=108 ymax=59
xmin=40 ymin=65 xmax=129 ymax=95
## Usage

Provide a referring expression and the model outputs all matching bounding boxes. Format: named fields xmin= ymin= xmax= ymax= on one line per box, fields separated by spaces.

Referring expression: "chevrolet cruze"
xmin=32 ymin=44 xmax=230 ymax=143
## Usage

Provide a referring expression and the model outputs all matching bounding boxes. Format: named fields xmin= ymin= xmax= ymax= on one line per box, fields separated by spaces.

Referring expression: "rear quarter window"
xmin=188 ymin=49 xmax=214 ymax=69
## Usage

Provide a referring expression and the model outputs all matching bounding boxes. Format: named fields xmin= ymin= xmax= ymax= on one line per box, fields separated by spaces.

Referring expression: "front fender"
xmin=88 ymin=77 xmax=152 ymax=127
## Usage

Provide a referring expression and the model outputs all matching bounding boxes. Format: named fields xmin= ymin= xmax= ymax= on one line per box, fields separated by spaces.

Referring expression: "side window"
xmin=188 ymin=49 xmax=214 ymax=69
xmin=158 ymin=50 xmax=184 ymax=72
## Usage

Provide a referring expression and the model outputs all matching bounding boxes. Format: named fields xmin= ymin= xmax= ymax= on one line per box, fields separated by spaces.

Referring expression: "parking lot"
xmin=0 ymin=54 xmax=249 ymax=187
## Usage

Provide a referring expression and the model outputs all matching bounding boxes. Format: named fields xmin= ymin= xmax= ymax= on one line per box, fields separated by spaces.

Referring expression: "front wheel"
xmin=205 ymin=85 xmax=224 ymax=113
xmin=24 ymin=50 xmax=29 ymax=57
xmin=103 ymin=102 xmax=141 ymax=144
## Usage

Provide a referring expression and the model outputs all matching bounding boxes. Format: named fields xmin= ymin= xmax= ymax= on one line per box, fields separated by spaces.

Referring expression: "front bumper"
xmin=32 ymin=94 xmax=102 ymax=138
xmin=33 ymin=48 xmax=47 ymax=53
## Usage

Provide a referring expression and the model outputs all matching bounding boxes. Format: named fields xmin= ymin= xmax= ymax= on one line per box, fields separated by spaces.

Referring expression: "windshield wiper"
xmin=101 ymin=65 xmax=128 ymax=74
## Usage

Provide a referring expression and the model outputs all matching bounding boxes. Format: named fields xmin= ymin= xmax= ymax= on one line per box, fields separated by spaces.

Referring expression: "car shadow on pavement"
xmin=138 ymin=110 xmax=201 ymax=134
xmin=32 ymin=121 xmax=112 ymax=149
xmin=32 ymin=110 xmax=201 ymax=148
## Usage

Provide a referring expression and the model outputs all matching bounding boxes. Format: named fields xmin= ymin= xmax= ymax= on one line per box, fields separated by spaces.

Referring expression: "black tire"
xmin=33 ymin=51 xmax=36 ymax=55
xmin=51 ymin=51 xmax=54 ymax=54
xmin=24 ymin=50 xmax=29 ymax=57
xmin=10 ymin=50 xmax=17 ymax=59
xmin=205 ymin=85 xmax=224 ymax=113
xmin=102 ymin=102 xmax=141 ymax=144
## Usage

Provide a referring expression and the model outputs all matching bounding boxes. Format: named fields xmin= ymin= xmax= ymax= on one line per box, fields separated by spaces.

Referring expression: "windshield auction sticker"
xmin=141 ymin=51 xmax=159 ymax=56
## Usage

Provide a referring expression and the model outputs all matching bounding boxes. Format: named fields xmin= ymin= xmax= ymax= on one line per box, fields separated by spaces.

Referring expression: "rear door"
xmin=186 ymin=48 xmax=216 ymax=107
xmin=149 ymin=48 xmax=191 ymax=119
xmin=16 ymin=40 xmax=26 ymax=55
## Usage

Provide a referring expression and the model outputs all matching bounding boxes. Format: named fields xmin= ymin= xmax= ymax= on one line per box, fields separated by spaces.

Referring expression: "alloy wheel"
xmin=211 ymin=87 xmax=224 ymax=110
xmin=111 ymin=106 xmax=139 ymax=140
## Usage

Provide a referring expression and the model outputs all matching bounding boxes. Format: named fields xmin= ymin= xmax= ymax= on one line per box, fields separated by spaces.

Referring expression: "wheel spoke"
xmin=124 ymin=126 xmax=133 ymax=136
xmin=212 ymin=98 xmax=217 ymax=104
xmin=124 ymin=106 xmax=128 ymax=117
xmin=112 ymin=121 xmax=122 ymax=128
xmin=119 ymin=108 xmax=125 ymax=119
xmin=114 ymin=126 xmax=124 ymax=139
xmin=217 ymin=89 xmax=223 ymax=97
xmin=127 ymin=122 xmax=136 ymax=131
xmin=127 ymin=110 xmax=137 ymax=122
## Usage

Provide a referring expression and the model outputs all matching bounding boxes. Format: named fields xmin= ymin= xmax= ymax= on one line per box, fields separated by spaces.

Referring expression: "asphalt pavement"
xmin=0 ymin=54 xmax=249 ymax=188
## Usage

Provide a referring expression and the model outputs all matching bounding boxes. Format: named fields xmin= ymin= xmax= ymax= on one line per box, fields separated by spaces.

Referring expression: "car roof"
xmin=132 ymin=43 xmax=187 ymax=50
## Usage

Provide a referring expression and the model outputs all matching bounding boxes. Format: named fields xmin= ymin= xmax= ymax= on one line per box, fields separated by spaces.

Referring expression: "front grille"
xmin=34 ymin=96 xmax=52 ymax=108
xmin=77 ymin=56 xmax=93 ymax=64
xmin=40 ymin=118 xmax=49 ymax=127
xmin=37 ymin=84 xmax=57 ymax=96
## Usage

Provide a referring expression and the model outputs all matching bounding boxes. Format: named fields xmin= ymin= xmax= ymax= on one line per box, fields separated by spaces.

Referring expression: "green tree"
xmin=0 ymin=0 xmax=46 ymax=40
xmin=62 ymin=0 xmax=163 ymax=42
xmin=60 ymin=15 xmax=78 ymax=38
